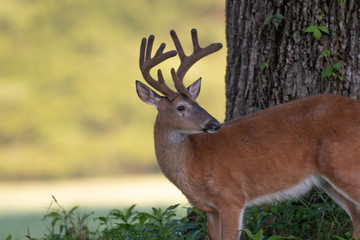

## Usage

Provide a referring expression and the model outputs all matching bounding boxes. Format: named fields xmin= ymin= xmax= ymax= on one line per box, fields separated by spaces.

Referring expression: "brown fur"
xmin=149 ymin=94 xmax=360 ymax=239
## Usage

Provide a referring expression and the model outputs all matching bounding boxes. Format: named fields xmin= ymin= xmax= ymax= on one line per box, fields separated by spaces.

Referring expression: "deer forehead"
xmin=159 ymin=94 xmax=195 ymax=109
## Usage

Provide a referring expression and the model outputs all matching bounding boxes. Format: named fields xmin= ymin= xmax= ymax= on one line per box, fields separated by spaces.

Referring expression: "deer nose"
xmin=205 ymin=119 xmax=221 ymax=133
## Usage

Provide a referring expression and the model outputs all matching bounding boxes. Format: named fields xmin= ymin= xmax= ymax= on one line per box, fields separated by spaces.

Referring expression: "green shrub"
xmin=10 ymin=191 xmax=358 ymax=240
xmin=241 ymin=190 xmax=353 ymax=240
xmin=24 ymin=197 xmax=207 ymax=240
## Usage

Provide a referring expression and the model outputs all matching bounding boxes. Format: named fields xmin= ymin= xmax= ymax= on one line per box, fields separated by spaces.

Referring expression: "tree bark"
xmin=225 ymin=0 xmax=360 ymax=121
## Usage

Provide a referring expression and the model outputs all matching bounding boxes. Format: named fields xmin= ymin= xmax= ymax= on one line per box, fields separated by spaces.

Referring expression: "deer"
xmin=135 ymin=28 xmax=360 ymax=240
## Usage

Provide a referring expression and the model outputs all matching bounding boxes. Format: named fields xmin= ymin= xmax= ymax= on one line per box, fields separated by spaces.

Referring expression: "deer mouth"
xmin=203 ymin=119 xmax=221 ymax=133
xmin=204 ymin=129 xmax=218 ymax=134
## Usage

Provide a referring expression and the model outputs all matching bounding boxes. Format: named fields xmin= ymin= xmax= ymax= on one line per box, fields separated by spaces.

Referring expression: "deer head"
xmin=136 ymin=29 xmax=222 ymax=134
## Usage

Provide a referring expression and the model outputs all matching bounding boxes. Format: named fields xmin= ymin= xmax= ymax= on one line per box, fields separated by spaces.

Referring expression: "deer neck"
xmin=153 ymin=115 xmax=193 ymax=189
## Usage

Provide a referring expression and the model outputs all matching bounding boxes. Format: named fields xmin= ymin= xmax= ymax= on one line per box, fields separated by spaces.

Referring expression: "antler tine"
xmin=190 ymin=28 xmax=201 ymax=52
xmin=170 ymin=68 xmax=188 ymax=95
xmin=139 ymin=35 xmax=178 ymax=100
xmin=170 ymin=28 xmax=223 ymax=83
xmin=157 ymin=69 xmax=166 ymax=84
xmin=139 ymin=37 xmax=147 ymax=69
xmin=145 ymin=35 xmax=154 ymax=62
xmin=170 ymin=30 xmax=186 ymax=62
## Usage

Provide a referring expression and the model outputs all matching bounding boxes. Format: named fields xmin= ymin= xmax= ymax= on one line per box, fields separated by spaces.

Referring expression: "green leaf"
xmin=240 ymin=229 xmax=255 ymax=239
xmin=304 ymin=25 xmax=318 ymax=33
xmin=313 ymin=29 xmax=322 ymax=40
xmin=45 ymin=211 xmax=62 ymax=218
xmin=186 ymin=229 xmax=204 ymax=240
xmin=166 ymin=204 xmax=179 ymax=211
xmin=261 ymin=75 xmax=267 ymax=83
xmin=264 ymin=14 xmax=273 ymax=25
xmin=334 ymin=236 xmax=347 ymax=240
xmin=254 ymin=229 xmax=264 ymax=240
xmin=252 ymin=106 xmax=261 ymax=112
xmin=137 ymin=212 xmax=155 ymax=221
xmin=264 ymin=13 xmax=283 ymax=28
xmin=97 ymin=216 xmax=108 ymax=224
xmin=260 ymin=61 xmax=268 ymax=71
xmin=317 ymin=14 xmax=325 ymax=22
xmin=322 ymin=49 xmax=331 ymax=58
xmin=321 ymin=66 xmax=333 ymax=79
xmin=274 ymin=13 xmax=284 ymax=19
xmin=267 ymin=235 xmax=297 ymax=240
xmin=272 ymin=19 xmax=280 ymax=29
xmin=69 ymin=206 xmax=79 ymax=215
xmin=318 ymin=25 xmax=329 ymax=34
xmin=333 ymin=62 xmax=342 ymax=72
xmin=124 ymin=204 xmax=136 ymax=223
xmin=5 ymin=235 xmax=13 ymax=240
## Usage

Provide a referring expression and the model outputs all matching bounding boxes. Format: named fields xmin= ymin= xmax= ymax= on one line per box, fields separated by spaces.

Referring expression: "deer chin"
xmin=203 ymin=129 xmax=218 ymax=134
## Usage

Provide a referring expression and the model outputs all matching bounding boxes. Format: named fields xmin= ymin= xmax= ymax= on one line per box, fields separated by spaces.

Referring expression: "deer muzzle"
xmin=204 ymin=119 xmax=221 ymax=133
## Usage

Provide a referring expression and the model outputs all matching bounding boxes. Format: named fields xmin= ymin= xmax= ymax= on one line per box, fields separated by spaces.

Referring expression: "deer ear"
xmin=136 ymin=81 xmax=161 ymax=107
xmin=187 ymin=78 xmax=201 ymax=100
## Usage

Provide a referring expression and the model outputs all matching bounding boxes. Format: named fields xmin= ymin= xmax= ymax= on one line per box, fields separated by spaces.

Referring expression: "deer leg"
xmin=218 ymin=206 xmax=244 ymax=240
xmin=320 ymin=181 xmax=360 ymax=238
xmin=207 ymin=212 xmax=221 ymax=240
xmin=350 ymin=206 xmax=360 ymax=239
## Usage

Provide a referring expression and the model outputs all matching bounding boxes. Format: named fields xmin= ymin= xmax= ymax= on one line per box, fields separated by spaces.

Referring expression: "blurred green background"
xmin=0 ymin=0 xmax=226 ymax=181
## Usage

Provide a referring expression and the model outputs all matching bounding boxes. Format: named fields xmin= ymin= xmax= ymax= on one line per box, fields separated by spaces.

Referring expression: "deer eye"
xmin=177 ymin=106 xmax=185 ymax=111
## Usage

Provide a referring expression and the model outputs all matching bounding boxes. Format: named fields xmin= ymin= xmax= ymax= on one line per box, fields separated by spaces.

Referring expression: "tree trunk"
xmin=225 ymin=0 xmax=360 ymax=121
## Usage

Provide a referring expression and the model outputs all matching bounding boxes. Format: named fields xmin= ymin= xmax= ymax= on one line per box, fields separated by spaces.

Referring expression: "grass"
xmin=0 ymin=213 xmax=46 ymax=240
xmin=5 ymin=191 xmax=358 ymax=240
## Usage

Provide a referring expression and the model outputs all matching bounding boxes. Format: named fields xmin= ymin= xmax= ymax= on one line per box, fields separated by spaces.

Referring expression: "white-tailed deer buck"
xmin=135 ymin=29 xmax=360 ymax=240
